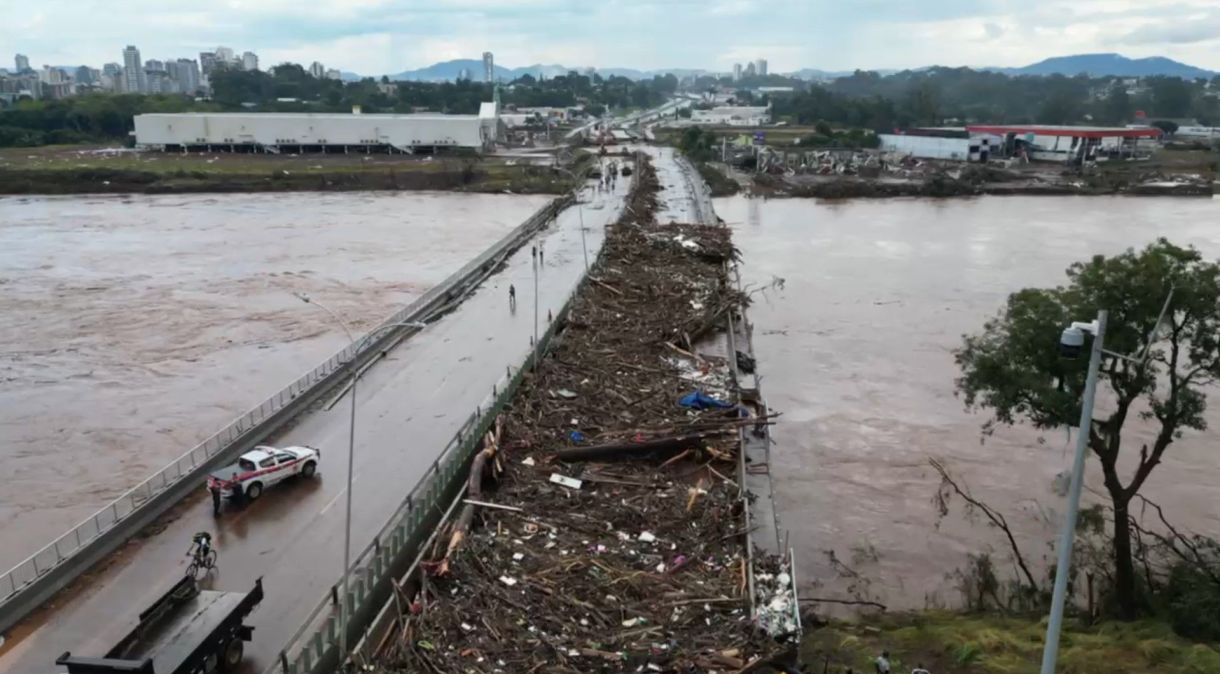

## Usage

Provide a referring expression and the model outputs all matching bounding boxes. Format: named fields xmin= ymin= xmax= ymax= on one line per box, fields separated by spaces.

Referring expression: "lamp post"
xmin=555 ymin=166 xmax=589 ymax=271
xmin=1041 ymin=289 xmax=1171 ymax=674
xmin=293 ymin=292 xmax=424 ymax=667
xmin=1040 ymin=311 xmax=1106 ymax=674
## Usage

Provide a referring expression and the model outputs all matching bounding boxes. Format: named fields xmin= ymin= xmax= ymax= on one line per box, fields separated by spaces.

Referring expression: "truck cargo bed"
xmin=116 ymin=590 xmax=245 ymax=672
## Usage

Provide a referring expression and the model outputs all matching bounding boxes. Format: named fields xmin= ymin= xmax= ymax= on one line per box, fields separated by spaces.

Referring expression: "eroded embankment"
xmin=370 ymin=158 xmax=793 ymax=672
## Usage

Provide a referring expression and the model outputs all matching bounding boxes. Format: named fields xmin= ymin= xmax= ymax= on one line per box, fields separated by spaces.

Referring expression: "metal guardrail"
xmin=0 ymin=195 xmax=572 ymax=633
xmin=271 ymin=168 xmax=630 ymax=674
xmin=272 ymin=244 xmax=587 ymax=674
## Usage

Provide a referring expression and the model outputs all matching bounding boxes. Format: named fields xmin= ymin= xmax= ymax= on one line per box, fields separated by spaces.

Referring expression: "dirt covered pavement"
xmin=371 ymin=158 xmax=795 ymax=672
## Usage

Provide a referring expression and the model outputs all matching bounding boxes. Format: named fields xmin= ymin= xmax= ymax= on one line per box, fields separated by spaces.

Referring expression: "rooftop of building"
xmin=966 ymin=124 xmax=1162 ymax=138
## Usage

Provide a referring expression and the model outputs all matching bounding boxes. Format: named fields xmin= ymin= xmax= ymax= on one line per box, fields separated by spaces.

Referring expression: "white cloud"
xmin=4 ymin=0 xmax=1220 ymax=73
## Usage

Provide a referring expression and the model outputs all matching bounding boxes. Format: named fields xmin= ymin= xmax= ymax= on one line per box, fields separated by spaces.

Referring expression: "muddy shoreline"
xmin=0 ymin=167 xmax=569 ymax=195
xmin=752 ymin=173 xmax=1214 ymax=199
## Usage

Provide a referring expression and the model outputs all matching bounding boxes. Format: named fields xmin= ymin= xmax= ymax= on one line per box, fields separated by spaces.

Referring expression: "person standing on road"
xmin=230 ymin=472 xmax=244 ymax=507
xmin=509 ymin=283 xmax=516 ymax=310
xmin=209 ymin=482 xmax=222 ymax=516
xmin=539 ymin=241 xmax=544 ymax=264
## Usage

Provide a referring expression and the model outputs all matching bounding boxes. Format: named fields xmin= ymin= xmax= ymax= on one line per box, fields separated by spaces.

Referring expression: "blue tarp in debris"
xmin=678 ymin=390 xmax=734 ymax=410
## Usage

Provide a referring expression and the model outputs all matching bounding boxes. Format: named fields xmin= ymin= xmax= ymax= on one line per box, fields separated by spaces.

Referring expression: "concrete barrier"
xmin=269 ymin=169 xmax=626 ymax=674
xmin=0 ymin=194 xmax=572 ymax=637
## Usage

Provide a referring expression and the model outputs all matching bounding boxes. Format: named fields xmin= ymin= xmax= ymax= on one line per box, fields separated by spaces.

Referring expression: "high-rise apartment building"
xmin=744 ymin=61 xmax=756 ymax=78
xmin=754 ymin=58 xmax=767 ymax=77
xmin=309 ymin=61 xmax=325 ymax=79
xmin=732 ymin=63 xmax=742 ymax=81
xmin=101 ymin=62 xmax=122 ymax=91
xmin=168 ymin=58 xmax=201 ymax=94
xmin=123 ymin=45 xmax=145 ymax=93
xmin=199 ymin=51 xmax=218 ymax=76
xmin=214 ymin=46 xmax=236 ymax=64
xmin=15 ymin=53 xmax=30 ymax=72
xmin=483 ymin=51 xmax=494 ymax=83
xmin=325 ymin=69 xmax=341 ymax=80
xmin=241 ymin=51 xmax=258 ymax=71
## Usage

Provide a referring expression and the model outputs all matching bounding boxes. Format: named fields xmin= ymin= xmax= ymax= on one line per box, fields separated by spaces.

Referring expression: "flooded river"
xmin=717 ymin=195 xmax=1220 ymax=609
xmin=0 ymin=191 xmax=548 ymax=570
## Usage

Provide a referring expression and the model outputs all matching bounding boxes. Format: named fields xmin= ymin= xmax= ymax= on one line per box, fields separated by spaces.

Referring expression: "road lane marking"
xmin=319 ymin=491 xmax=343 ymax=516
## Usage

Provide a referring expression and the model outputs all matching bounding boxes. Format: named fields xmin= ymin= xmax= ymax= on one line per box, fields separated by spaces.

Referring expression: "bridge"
xmin=0 ymin=113 xmax=788 ymax=674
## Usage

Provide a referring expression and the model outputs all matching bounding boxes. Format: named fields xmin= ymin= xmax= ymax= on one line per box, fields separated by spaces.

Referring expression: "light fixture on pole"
xmin=294 ymin=292 xmax=425 ymax=668
xmin=1040 ymin=289 xmax=1173 ymax=674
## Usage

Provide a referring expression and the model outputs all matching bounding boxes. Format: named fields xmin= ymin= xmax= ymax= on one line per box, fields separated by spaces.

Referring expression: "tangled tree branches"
xmin=374 ymin=156 xmax=780 ymax=673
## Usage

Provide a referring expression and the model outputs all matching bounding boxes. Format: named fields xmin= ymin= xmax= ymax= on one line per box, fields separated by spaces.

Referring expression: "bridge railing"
xmin=272 ymin=267 xmax=578 ymax=674
xmin=271 ymin=169 xmax=623 ymax=674
xmin=0 ymin=195 xmax=572 ymax=633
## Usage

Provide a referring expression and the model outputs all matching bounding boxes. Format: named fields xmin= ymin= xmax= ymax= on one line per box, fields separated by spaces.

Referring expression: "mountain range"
xmin=377 ymin=53 xmax=1215 ymax=83
xmin=987 ymin=53 xmax=1214 ymax=79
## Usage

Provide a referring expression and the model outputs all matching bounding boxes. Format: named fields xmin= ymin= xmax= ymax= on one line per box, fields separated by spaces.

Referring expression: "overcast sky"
xmin=5 ymin=0 xmax=1220 ymax=75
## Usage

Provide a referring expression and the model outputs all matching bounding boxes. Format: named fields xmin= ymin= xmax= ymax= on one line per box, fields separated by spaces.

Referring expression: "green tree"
xmin=1152 ymin=120 xmax=1180 ymax=136
xmin=1103 ymin=84 xmax=1133 ymax=125
xmin=955 ymin=239 xmax=1220 ymax=619
xmin=907 ymin=79 xmax=941 ymax=125
xmin=1148 ymin=77 xmax=1193 ymax=118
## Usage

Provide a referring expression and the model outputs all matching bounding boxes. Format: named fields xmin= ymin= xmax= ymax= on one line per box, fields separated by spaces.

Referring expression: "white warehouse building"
xmin=690 ymin=106 xmax=771 ymax=126
xmin=134 ymin=104 xmax=500 ymax=153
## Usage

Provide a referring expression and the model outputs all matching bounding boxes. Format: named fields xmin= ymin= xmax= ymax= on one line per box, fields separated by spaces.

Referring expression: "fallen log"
xmin=435 ymin=417 xmax=502 ymax=575
xmin=551 ymin=433 xmax=707 ymax=462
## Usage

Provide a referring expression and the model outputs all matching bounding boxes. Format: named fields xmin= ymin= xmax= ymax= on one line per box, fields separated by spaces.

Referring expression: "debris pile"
xmin=374 ymin=157 xmax=784 ymax=672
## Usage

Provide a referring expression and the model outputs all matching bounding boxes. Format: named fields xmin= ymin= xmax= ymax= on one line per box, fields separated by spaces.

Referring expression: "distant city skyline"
xmin=5 ymin=0 xmax=1220 ymax=76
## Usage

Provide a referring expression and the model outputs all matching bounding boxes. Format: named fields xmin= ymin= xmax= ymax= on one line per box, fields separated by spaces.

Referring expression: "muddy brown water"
xmin=716 ymin=194 xmax=1220 ymax=609
xmin=0 ymin=191 xmax=549 ymax=571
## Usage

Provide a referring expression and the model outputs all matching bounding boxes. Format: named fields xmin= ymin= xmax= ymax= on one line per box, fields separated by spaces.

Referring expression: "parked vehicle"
xmin=208 ymin=445 xmax=320 ymax=502
xmin=56 ymin=576 xmax=263 ymax=674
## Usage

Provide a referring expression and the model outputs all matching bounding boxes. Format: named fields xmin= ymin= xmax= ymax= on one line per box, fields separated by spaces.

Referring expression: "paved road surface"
xmin=0 ymin=179 xmax=628 ymax=674
xmin=639 ymin=145 xmax=716 ymax=225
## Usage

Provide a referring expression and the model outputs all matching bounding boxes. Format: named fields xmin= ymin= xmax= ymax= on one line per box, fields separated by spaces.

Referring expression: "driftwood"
xmin=798 ymin=596 xmax=888 ymax=611
xmin=436 ymin=418 xmax=502 ymax=575
xmin=930 ymin=457 xmax=1040 ymax=595
xmin=551 ymin=433 xmax=707 ymax=462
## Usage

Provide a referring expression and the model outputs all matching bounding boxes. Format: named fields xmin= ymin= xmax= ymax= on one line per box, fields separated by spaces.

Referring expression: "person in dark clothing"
xmin=230 ymin=472 xmax=244 ymax=507
xmin=210 ymin=483 xmax=222 ymax=516
xmin=508 ymin=284 xmax=516 ymax=310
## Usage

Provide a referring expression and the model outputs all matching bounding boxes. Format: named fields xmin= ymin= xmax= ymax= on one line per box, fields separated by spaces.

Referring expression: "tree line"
xmin=767 ymin=67 xmax=1220 ymax=130
xmin=0 ymin=63 xmax=678 ymax=147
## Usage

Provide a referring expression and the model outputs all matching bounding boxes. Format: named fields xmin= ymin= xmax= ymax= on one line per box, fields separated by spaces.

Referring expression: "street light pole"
xmin=293 ymin=293 xmax=424 ymax=668
xmin=533 ymin=254 xmax=539 ymax=348
xmin=577 ymin=186 xmax=589 ymax=271
xmin=1040 ymin=310 xmax=1106 ymax=674
xmin=557 ymin=167 xmax=589 ymax=271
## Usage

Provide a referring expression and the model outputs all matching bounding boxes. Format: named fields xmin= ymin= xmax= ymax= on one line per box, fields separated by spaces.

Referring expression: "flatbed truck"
xmin=56 ymin=576 xmax=263 ymax=674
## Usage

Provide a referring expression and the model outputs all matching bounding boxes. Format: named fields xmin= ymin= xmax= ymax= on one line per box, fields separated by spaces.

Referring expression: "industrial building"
xmin=879 ymin=125 xmax=1162 ymax=163
xmin=134 ymin=104 xmax=502 ymax=153
xmin=690 ymin=105 xmax=772 ymax=126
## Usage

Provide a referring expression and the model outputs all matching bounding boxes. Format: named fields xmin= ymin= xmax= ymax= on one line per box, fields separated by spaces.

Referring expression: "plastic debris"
xmin=549 ymin=473 xmax=583 ymax=490
xmin=677 ymin=390 xmax=734 ymax=410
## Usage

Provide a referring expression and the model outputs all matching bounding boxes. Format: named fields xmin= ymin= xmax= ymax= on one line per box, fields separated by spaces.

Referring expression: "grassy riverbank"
xmin=0 ymin=145 xmax=572 ymax=195
xmin=802 ymin=612 xmax=1220 ymax=674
